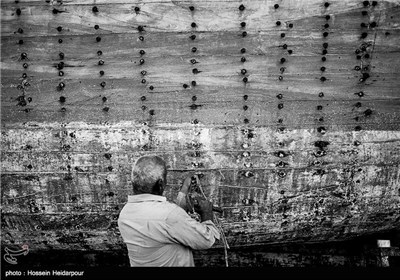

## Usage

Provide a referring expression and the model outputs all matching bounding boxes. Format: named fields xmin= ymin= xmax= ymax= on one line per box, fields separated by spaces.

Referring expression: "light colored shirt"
xmin=117 ymin=193 xmax=220 ymax=267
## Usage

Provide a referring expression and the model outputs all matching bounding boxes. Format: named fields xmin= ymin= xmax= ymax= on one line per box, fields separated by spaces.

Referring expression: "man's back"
xmin=118 ymin=193 xmax=220 ymax=267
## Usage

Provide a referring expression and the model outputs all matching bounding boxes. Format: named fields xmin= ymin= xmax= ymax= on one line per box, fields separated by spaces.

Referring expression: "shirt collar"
xmin=127 ymin=194 xmax=166 ymax=203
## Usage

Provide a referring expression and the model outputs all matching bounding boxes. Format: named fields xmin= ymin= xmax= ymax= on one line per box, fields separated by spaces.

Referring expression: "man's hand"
xmin=194 ymin=198 xmax=213 ymax=222
xmin=180 ymin=175 xmax=193 ymax=195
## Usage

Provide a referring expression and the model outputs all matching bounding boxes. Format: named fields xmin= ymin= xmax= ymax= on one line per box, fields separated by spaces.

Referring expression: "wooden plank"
xmin=2 ymin=124 xmax=399 ymax=152
xmin=1 ymin=164 xmax=399 ymax=208
xmin=2 ymin=94 xmax=399 ymax=126
xmin=1 ymin=0 xmax=400 ymax=36
xmin=1 ymin=139 xmax=400 ymax=172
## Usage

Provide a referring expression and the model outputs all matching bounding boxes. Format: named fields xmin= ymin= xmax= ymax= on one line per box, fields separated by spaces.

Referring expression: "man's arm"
xmin=166 ymin=200 xmax=220 ymax=250
xmin=174 ymin=176 xmax=192 ymax=211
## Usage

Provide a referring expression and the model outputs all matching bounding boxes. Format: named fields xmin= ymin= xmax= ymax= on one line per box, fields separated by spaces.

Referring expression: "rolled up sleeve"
xmin=165 ymin=207 xmax=220 ymax=250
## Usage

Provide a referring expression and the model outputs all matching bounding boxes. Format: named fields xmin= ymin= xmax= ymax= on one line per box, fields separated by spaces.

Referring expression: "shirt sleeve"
xmin=165 ymin=206 xmax=221 ymax=250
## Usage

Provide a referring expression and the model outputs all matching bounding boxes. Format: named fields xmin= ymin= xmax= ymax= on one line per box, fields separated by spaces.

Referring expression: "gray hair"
xmin=131 ymin=155 xmax=167 ymax=194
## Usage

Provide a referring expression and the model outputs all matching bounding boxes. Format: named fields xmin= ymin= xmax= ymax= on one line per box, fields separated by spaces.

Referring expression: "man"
xmin=117 ymin=155 xmax=220 ymax=267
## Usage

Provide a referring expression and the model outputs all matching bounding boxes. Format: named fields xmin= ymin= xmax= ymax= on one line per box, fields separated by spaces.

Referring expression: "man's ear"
xmin=153 ymin=179 xmax=164 ymax=195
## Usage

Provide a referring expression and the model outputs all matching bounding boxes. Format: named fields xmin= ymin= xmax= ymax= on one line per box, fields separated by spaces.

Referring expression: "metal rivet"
xmin=58 ymin=62 xmax=64 ymax=69
xmin=94 ymin=24 xmax=99 ymax=30
xmin=323 ymin=42 xmax=328 ymax=49
xmin=325 ymin=15 xmax=331 ymax=20
xmin=241 ymin=69 xmax=247 ymax=75
xmin=189 ymin=6 xmax=195 ymax=11
xmin=364 ymin=53 xmax=370 ymax=59
xmin=141 ymin=70 xmax=147 ymax=76
xmin=183 ymin=84 xmax=188 ymax=89
xmin=191 ymin=81 xmax=197 ymax=86
xmin=135 ymin=7 xmax=140 ymax=12
xmin=276 ymin=94 xmax=283 ymax=99
xmin=364 ymin=109 xmax=372 ymax=116
xmin=362 ymin=11 xmax=368 ymax=16
xmin=280 ymin=67 xmax=285 ymax=73
xmin=276 ymin=21 xmax=281 ymax=26
xmin=141 ymin=79 xmax=146 ymax=84
xmin=138 ymin=26 xmax=144 ymax=32
xmin=361 ymin=32 xmax=368 ymax=39
xmin=280 ymin=57 xmax=286 ymax=63
xmin=18 ymin=39 xmax=24 ymax=44
xmin=244 ymin=118 xmax=249 ymax=123
xmin=355 ymin=126 xmax=362 ymax=131
xmin=320 ymin=66 xmax=326 ymax=72
xmin=239 ymin=4 xmax=245 ymax=11
xmin=372 ymin=1 xmax=377 ymax=6
xmin=370 ymin=22 xmax=377 ymax=28
xmin=241 ymin=48 xmax=246 ymax=53
xmin=192 ymin=68 xmax=200 ymax=74
xmin=319 ymin=92 xmax=324 ymax=97
xmin=139 ymin=50 xmax=145 ymax=55
xmin=243 ymin=105 xmax=248 ymax=110
xmin=191 ymin=22 xmax=197 ymax=28
xmin=274 ymin=4 xmax=279 ymax=9
xmin=192 ymin=96 xmax=197 ymax=101
xmin=59 ymin=82 xmax=65 ymax=89
xmin=317 ymin=127 xmax=326 ymax=134
xmin=242 ymin=31 xmax=247 ymax=37
xmin=324 ymin=2 xmax=330 ymax=8
xmin=58 ymin=52 xmax=65 ymax=59
xmin=243 ymin=95 xmax=248 ymax=100
xmin=278 ymin=76 xmax=283 ymax=81
xmin=323 ymin=32 xmax=329 ymax=37
xmin=278 ymin=103 xmax=284 ymax=109
xmin=191 ymin=47 xmax=197 ymax=53
xmin=96 ymin=36 xmax=101 ymax=42
xmin=57 ymin=26 xmax=63 ymax=32
xmin=360 ymin=22 xmax=367 ymax=28
xmin=190 ymin=34 xmax=196 ymax=40
xmin=17 ymin=28 xmax=23 ymax=34
xmin=322 ymin=49 xmax=328 ymax=55
xmin=21 ymin=52 xmax=27 ymax=59
xmin=149 ymin=109 xmax=155 ymax=115
xmin=141 ymin=96 xmax=146 ymax=101
xmin=100 ymin=81 xmax=106 ymax=87
xmin=318 ymin=117 xmax=324 ymax=122
xmin=23 ymin=63 xmax=28 ymax=68
xmin=139 ymin=59 xmax=145 ymax=65
xmin=289 ymin=23 xmax=293 ymax=28
xmin=98 ymin=60 xmax=104 ymax=65
xmin=363 ymin=1 xmax=369 ymax=7
xmin=139 ymin=36 xmax=144 ymax=41
xmin=22 ymin=73 xmax=27 ymax=78
xmin=288 ymin=50 xmax=293 ymax=54
xmin=320 ymin=76 xmax=326 ymax=82
xmin=241 ymin=22 xmax=246 ymax=28
xmin=321 ymin=56 xmax=327 ymax=61
xmin=241 ymin=57 xmax=246 ymax=62
xmin=243 ymin=77 xmax=248 ymax=83
xmin=59 ymin=71 xmax=64 ymax=76
xmin=317 ymin=105 xmax=323 ymax=110
xmin=92 ymin=6 xmax=99 ymax=13
xmin=16 ymin=8 xmax=21 ymax=15
xmin=280 ymin=33 xmax=285 ymax=38
xmin=149 ymin=85 xmax=154 ymax=90
xmin=282 ymin=44 xmax=287 ymax=49
xmin=59 ymin=96 xmax=66 ymax=103
xmin=99 ymin=70 xmax=104 ymax=76
xmin=102 ymin=96 xmax=107 ymax=102
xmin=58 ymin=39 xmax=63 ymax=43
xmin=27 ymin=97 xmax=32 ymax=102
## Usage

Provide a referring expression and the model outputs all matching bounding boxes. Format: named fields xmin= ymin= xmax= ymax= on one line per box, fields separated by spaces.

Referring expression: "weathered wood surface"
xmin=1 ymin=0 xmax=400 ymax=253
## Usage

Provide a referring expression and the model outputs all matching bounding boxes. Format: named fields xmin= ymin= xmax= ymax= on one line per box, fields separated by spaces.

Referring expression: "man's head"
xmin=131 ymin=155 xmax=167 ymax=195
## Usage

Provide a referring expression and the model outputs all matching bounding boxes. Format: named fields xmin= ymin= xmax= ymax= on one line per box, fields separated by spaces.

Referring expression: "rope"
xmin=192 ymin=175 xmax=230 ymax=267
